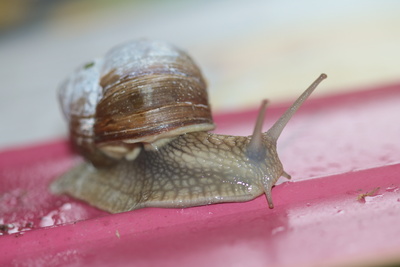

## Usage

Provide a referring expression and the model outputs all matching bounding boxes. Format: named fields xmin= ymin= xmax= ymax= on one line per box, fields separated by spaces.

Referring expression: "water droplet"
xmin=8 ymin=227 xmax=19 ymax=234
xmin=61 ymin=203 xmax=72 ymax=211
xmin=271 ymin=226 xmax=285 ymax=235
xmin=386 ymin=186 xmax=399 ymax=193
xmin=364 ymin=195 xmax=383 ymax=204
xmin=40 ymin=212 xmax=56 ymax=227
xmin=39 ymin=203 xmax=74 ymax=227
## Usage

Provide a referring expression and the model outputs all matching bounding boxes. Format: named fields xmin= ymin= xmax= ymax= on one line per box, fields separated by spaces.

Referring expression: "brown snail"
xmin=51 ymin=40 xmax=327 ymax=213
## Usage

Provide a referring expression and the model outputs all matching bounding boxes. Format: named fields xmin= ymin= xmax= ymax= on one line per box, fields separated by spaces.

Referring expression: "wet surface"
xmin=1 ymin=85 xmax=400 ymax=266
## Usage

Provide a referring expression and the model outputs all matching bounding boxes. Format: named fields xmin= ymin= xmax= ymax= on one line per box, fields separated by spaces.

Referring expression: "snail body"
xmin=52 ymin=40 xmax=327 ymax=213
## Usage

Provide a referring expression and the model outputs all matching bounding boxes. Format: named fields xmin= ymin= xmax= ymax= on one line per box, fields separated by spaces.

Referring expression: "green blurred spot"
xmin=84 ymin=62 xmax=95 ymax=69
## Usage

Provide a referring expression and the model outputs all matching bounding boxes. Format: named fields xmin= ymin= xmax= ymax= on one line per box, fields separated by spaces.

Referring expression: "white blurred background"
xmin=1 ymin=0 xmax=400 ymax=149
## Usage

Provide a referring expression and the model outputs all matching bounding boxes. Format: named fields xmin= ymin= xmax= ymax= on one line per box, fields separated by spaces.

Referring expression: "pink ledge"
xmin=1 ymin=83 xmax=400 ymax=266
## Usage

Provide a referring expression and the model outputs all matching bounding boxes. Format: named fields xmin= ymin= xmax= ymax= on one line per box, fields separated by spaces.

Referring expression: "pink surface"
xmin=1 ymin=84 xmax=400 ymax=266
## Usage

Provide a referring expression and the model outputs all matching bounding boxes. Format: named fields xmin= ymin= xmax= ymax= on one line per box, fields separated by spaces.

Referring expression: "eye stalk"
xmin=247 ymin=100 xmax=269 ymax=161
xmin=267 ymin=74 xmax=327 ymax=142
xmin=247 ymin=74 xmax=327 ymax=208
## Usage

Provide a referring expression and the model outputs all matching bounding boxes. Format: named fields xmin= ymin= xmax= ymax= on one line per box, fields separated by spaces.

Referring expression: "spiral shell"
xmin=59 ymin=40 xmax=215 ymax=164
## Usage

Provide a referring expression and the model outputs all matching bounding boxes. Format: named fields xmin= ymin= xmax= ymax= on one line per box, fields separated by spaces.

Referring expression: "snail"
xmin=51 ymin=40 xmax=327 ymax=213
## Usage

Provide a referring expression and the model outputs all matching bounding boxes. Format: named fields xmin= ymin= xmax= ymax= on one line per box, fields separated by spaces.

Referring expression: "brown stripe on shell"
xmin=94 ymin=102 xmax=214 ymax=144
xmin=94 ymin=71 xmax=213 ymax=144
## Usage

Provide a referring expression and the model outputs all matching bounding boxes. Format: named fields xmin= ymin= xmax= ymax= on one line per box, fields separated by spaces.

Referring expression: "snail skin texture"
xmin=51 ymin=40 xmax=327 ymax=213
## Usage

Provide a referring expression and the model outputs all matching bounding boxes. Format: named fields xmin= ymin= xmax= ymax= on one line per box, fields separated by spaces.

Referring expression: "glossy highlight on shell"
xmin=52 ymin=39 xmax=327 ymax=213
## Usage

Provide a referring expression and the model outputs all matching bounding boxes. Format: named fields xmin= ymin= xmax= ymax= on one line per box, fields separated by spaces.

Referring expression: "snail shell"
xmin=53 ymin=40 xmax=327 ymax=213
xmin=59 ymin=40 xmax=214 ymax=165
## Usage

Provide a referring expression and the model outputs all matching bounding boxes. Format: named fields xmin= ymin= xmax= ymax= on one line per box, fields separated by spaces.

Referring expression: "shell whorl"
xmin=59 ymin=40 xmax=215 ymax=164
